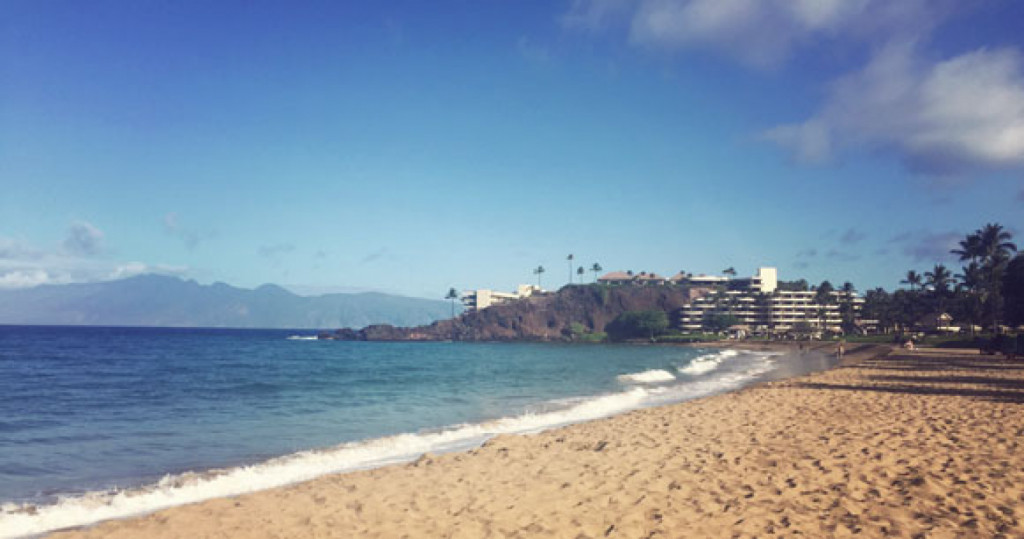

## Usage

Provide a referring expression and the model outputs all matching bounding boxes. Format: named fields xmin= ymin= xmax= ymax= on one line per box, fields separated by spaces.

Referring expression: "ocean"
xmin=0 ymin=326 xmax=834 ymax=537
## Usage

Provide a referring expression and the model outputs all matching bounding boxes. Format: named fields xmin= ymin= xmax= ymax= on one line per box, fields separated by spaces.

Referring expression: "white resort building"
xmin=461 ymin=284 xmax=541 ymax=312
xmin=678 ymin=267 xmax=864 ymax=334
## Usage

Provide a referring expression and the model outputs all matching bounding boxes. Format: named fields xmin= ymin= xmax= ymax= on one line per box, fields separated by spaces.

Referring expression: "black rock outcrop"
xmin=321 ymin=284 xmax=704 ymax=342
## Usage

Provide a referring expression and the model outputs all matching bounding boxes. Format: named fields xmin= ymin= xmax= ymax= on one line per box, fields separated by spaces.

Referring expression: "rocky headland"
xmin=319 ymin=284 xmax=705 ymax=342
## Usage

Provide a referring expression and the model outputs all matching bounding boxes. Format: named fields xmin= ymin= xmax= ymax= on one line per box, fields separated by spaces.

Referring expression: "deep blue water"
xmin=0 ymin=325 xmax=827 ymax=537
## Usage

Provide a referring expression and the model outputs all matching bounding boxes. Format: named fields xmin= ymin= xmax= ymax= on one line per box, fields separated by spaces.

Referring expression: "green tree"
xmin=925 ymin=264 xmax=953 ymax=296
xmin=901 ymin=270 xmax=922 ymax=291
xmin=606 ymin=310 xmax=669 ymax=341
xmin=814 ymin=280 xmax=835 ymax=306
xmin=924 ymin=263 xmax=953 ymax=313
xmin=790 ymin=320 xmax=815 ymax=338
xmin=952 ymin=223 xmax=1017 ymax=333
xmin=705 ymin=313 xmax=740 ymax=333
xmin=577 ymin=266 xmax=585 ymax=282
xmin=566 ymin=254 xmax=574 ymax=285
xmin=444 ymin=287 xmax=459 ymax=319
xmin=533 ymin=265 xmax=546 ymax=288
xmin=590 ymin=262 xmax=603 ymax=283
xmin=863 ymin=288 xmax=894 ymax=333
xmin=1003 ymin=254 xmax=1024 ymax=327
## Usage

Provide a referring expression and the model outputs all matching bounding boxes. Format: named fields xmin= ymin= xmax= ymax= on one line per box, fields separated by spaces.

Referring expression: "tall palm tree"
xmin=590 ymin=262 xmax=602 ymax=283
xmin=577 ymin=266 xmax=585 ymax=282
xmin=976 ymin=223 xmax=1017 ymax=264
xmin=955 ymin=261 xmax=984 ymax=292
xmin=955 ymin=261 xmax=985 ymax=337
xmin=566 ymin=254 xmax=574 ymax=285
xmin=444 ymin=287 xmax=459 ymax=319
xmin=951 ymin=234 xmax=982 ymax=262
xmin=951 ymin=223 xmax=1017 ymax=333
xmin=924 ymin=264 xmax=953 ymax=296
xmin=901 ymin=270 xmax=922 ymax=291
xmin=533 ymin=265 xmax=546 ymax=288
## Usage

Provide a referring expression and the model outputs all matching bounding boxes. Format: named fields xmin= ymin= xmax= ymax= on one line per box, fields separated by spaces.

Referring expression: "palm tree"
xmin=533 ymin=265 xmax=546 ymax=288
xmin=723 ymin=267 xmax=737 ymax=277
xmin=590 ymin=262 xmax=603 ymax=283
xmin=956 ymin=261 xmax=984 ymax=292
xmin=444 ymin=287 xmax=459 ymax=319
xmin=975 ymin=223 xmax=1017 ymax=264
xmin=577 ymin=266 xmax=585 ymax=282
xmin=566 ymin=254 xmax=574 ymax=285
xmin=951 ymin=234 xmax=982 ymax=262
xmin=951 ymin=223 xmax=1017 ymax=333
xmin=954 ymin=261 xmax=985 ymax=337
xmin=924 ymin=264 xmax=953 ymax=296
xmin=901 ymin=270 xmax=922 ymax=291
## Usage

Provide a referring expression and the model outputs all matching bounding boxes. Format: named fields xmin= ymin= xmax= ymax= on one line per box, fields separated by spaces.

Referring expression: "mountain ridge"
xmin=0 ymin=274 xmax=454 ymax=329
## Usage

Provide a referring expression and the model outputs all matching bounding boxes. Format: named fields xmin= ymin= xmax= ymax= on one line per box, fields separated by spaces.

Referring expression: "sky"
xmin=1 ymin=0 xmax=1023 ymax=299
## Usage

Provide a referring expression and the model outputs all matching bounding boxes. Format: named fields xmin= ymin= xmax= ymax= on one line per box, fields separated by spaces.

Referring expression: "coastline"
xmin=45 ymin=343 xmax=1024 ymax=538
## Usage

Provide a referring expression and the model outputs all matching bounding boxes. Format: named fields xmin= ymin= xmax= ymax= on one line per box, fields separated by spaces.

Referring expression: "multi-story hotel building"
xmin=461 ymin=284 xmax=541 ymax=312
xmin=678 ymin=267 xmax=864 ymax=333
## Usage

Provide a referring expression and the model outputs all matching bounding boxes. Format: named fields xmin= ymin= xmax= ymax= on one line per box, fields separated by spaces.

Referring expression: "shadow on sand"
xmin=790 ymin=352 xmax=1024 ymax=405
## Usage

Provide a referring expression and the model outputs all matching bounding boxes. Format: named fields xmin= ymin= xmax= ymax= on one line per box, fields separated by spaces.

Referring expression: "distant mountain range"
xmin=0 ymin=274 xmax=455 ymax=329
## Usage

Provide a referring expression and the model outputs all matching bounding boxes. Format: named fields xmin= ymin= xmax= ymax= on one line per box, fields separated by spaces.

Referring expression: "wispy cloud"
xmin=61 ymin=221 xmax=104 ymax=257
xmin=840 ymin=228 xmax=867 ymax=245
xmin=564 ymin=0 xmax=943 ymax=68
xmin=361 ymin=248 xmax=389 ymax=264
xmin=258 ymin=243 xmax=296 ymax=259
xmin=566 ymin=1 xmax=1024 ymax=177
xmin=517 ymin=36 xmax=553 ymax=66
xmin=764 ymin=42 xmax=1024 ymax=175
xmin=163 ymin=212 xmax=211 ymax=250
xmin=825 ymin=249 xmax=860 ymax=262
xmin=796 ymin=247 xmax=818 ymax=258
xmin=890 ymin=230 xmax=962 ymax=262
xmin=0 ymin=224 xmax=189 ymax=289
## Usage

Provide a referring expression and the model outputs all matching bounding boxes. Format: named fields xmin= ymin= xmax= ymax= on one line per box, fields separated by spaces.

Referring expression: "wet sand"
xmin=49 ymin=344 xmax=1024 ymax=538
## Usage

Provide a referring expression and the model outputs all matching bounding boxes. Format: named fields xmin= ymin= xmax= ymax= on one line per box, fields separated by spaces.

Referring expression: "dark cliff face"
xmin=322 ymin=284 xmax=701 ymax=342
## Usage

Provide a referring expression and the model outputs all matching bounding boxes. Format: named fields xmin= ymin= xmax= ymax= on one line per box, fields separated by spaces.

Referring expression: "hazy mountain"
xmin=0 ymin=274 xmax=456 ymax=329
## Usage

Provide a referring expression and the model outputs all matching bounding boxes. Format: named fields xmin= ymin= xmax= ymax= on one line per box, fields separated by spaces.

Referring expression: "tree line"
xmin=862 ymin=223 xmax=1023 ymax=335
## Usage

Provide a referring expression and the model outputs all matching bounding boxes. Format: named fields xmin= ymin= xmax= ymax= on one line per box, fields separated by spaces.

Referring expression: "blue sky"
xmin=2 ymin=0 xmax=1022 ymax=299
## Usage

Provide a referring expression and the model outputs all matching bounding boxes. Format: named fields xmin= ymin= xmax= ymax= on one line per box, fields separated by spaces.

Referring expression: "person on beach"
xmin=836 ymin=340 xmax=845 ymax=359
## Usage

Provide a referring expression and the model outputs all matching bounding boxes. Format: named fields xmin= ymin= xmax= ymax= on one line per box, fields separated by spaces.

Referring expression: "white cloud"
xmin=563 ymin=0 xmax=638 ymax=31
xmin=765 ymin=43 xmax=1024 ymax=174
xmin=564 ymin=0 xmax=933 ymax=68
xmin=0 ymin=269 xmax=63 ymax=289
xmin=61 ymin=221 xmax=105 ymax=257
xmin=0 ymin=227 xmax=189 ymax=289
xmin=163 ymin=212 xmax=205 ymax=250
xmin=108 ymin=262 xmax=189 ymax=280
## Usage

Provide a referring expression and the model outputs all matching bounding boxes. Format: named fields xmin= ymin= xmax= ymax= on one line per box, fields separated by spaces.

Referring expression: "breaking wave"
xmin=0 ymin=347 xmax=783 ymax=538
xmin=617 ymin=369 xmax=676 ymax=384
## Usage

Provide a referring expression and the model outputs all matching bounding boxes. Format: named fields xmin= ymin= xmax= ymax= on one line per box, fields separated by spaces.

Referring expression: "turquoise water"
xmin=0 ymin=326 xmax=830 ymax=537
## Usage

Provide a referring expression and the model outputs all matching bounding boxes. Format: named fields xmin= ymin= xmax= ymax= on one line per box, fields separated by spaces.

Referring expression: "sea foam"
xmin=677 ymin=349 xmax=738 ymax=376
xmin=0 ymin=347 xmax=778 ymax=539
xmin=617 ymin=369 xmax=676 ymax=384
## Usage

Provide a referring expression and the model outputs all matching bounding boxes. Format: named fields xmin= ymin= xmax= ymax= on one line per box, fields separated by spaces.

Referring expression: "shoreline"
xmin=4 ymin=343 xmax=829 ymax=538
xmin=34 ymin=343 xmax=858 ymax=538
xmin=43 ymin=342 xmax=1024 ymax=537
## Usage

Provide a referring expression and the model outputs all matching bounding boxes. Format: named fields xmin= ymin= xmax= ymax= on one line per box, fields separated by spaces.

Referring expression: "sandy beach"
xmin=48 ymin=344 xmax=1024 ymax=538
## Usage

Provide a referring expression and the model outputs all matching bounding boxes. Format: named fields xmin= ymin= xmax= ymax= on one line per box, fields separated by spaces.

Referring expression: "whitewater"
xmin=0 ymin=327 xmax=831 ymax=538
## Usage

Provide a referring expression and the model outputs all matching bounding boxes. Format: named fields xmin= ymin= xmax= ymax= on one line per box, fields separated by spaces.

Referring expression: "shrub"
xmin=606 ymin=310 xmax=669 ymax=341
